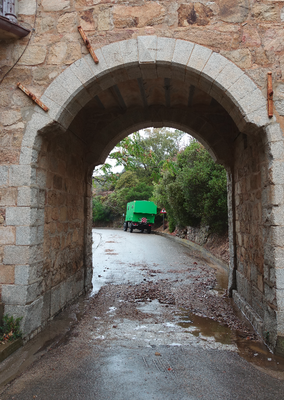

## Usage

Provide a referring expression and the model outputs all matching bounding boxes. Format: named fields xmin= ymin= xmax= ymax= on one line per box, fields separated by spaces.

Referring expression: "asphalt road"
xmin=1 ymin=229 xmax=284 ymax=400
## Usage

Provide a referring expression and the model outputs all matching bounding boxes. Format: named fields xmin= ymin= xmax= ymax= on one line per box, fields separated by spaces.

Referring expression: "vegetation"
xmin=92 ymin=129 xmax=228 ymax=233
xmin=0 ymin=314 xmax=23 ymax=343
xmin=154 ymin=141 xmax=228 ymax=232
xmin=92 ymin=128 xmax=183 ymax=223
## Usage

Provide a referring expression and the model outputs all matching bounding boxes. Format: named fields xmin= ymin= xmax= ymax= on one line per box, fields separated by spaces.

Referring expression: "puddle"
xmin=177 ymin=309 xmax=284 ymax=376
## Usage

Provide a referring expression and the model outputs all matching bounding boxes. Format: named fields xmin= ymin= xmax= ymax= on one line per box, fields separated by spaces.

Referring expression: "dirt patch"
xmin=88 ymin=275 xmax=257 ymax=341
xmin=203 ymin=233 xmax=229 ymax=264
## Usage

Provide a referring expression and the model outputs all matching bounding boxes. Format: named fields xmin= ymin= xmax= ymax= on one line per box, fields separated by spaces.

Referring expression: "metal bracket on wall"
xmin=78 ymin=26 xmax=99 ymax=64
xmin=267 ymin=72 xmax=273 ymax=118
xmin=17 ymin=83 xmax=49 ymax=112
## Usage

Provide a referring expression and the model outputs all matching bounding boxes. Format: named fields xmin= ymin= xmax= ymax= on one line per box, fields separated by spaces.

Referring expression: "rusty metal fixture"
xmin=267 ymin=72 xmax=273 ymax=118
xmin=78 ymin=25 xmax=99 ymax=64
xmin=17 ymin=83 xmax=49 ymax=112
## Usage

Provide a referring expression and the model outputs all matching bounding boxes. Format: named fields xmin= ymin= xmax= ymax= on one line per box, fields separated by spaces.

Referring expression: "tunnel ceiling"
xmin=68 ymin=75 xmax=239 ymax=168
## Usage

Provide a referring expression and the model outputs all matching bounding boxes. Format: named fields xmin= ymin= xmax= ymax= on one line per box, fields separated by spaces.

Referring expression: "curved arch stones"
xmin=4 ymin=36 xmax=284 ymax=354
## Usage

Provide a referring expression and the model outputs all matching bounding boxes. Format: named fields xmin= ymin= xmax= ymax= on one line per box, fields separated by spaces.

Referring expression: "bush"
xmin=0 ymin=314 xmax=23 ymax=343
xmin=92 ymin=197 xmax=114 ymax=223
xmin=153 ymin=141 xmax=228 ymax=233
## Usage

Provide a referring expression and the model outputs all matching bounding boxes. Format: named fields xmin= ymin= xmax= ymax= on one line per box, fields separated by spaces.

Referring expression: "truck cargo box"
xmin=124 ymin=200 xmax=157 ymax=233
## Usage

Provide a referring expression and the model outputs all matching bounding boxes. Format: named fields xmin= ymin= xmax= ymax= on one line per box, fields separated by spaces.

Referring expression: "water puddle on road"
xmin=179 ymin=255 xmax=284 ymax=377
xmin=177 ymin=307 xmax=284 ymax=378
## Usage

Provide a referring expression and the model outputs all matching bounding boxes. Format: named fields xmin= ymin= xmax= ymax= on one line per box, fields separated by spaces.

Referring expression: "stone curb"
xmin=153 ymin=231 xmax=229 ymax=272
xmin=0 ymin=338 xmax=23 ymax=363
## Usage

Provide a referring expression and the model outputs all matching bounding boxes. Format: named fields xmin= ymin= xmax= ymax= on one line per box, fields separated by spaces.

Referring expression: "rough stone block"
xmin=41 ymin=290 xmax=51 ymax=323
xmin=119 ymin=39 xmax=138 ymax=67
xmin=1 ymin=110 xmax=22 ymax=127
xmin=265 ymin=123 xmax=284 ymax=143
xmin=156 ymin=37 xmax=176 ymax=65
xmin=36 ymin=95 xmax=64 ymax=122
xmin=9 ymin=165 xmax=36 ymax=187
xmin=202 ymin=52 xmax=229 ymax=83
xmin=101 ymin=42 xmax=124 ymax=72
xmin=16 ymin=226 xmax=37 ymax=246
xmin=0 ymin=188 xmax=17 ymax=207
xmin=3 ymin=245 xmax=30 ymax=265
xmin=21 ymin=111 xmax=53 ymax=149
xmin=70 ymin=57 xmax=95 ymax=86
xmin=213 ymin=62 xmax=244 ymax=93
xmin=276 ymin=268 xmax=284 ymax=289
xmin=270 ymin=226 xmax=284 ymax=247
xmin=42 ymin=0 xmax=70 ymax=12
xmin=22 ymin=297 xmax=43 ymax=335
xmin=14 ymin=265 xmax=29 ymax=285
xmin=18 ymin=187 xmax=38 ymax=207
xmin=252 ymin=286 xmax=264 ymax=319
xmin=0 ymin=227 xmax=15 ymax=245
xmin=84 ymin=50 xmax=109 ymax=80
xmin=26 ymin=281 xmax=43 ymax=303
xmin=56 ymin=68 xmax=92 ymax=108
xmin=187 ymin=44 xmax=212 ymax=75
xmin=172 ymin=40 xmax=194 ymax=68
xmin=276 ymin=290 xmax=284 ymax=316
xmin=269 ymin=140 xmax=284 ymax=160
xmin=44 ymin=80 xmax=73 ymax=110
xmin=238 ymin=88 xmax=267 ymax=117
xmin=271 ymin=185 xmax=284 ymax=205
xmin=270 ymin=161 xmax=284 ymax=185
xmin=138 ymin=36 xmax=157 ymax=64
xmin=245 ymin=105 xmax=271 ymax=131
xmin=229 ymin=74 xmax=258 ymax=103
xmin=6 ymin=207 xmax=31 ymax=226
xmin=19 ymin=147 xmax=39 ymax=166
xmin=277 ymin=310 xmax=284 ymax=336
xmin=50 ymin=284 xmax=61 ymax=317
xmin=0 ymin=166 xmax=8 ymax=187
xmin=0 ymin=265 xmax=15 ymax=284
xmin=236 ymin=270 xmax=252 ymax=305
xmin=2 ymin=284 xmax=27 ymax=305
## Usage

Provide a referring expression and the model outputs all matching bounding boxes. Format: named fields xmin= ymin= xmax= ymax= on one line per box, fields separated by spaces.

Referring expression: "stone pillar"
xmin=227 ymin=168 xmax=236 ymax=296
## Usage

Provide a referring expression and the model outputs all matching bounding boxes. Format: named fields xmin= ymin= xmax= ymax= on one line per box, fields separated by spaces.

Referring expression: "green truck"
xmin=123 ymin=200 xmax=157 ymax=234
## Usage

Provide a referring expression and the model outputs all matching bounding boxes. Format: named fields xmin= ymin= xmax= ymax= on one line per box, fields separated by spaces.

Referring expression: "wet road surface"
xmin=1 ymin=229 xmax=284 ymax=399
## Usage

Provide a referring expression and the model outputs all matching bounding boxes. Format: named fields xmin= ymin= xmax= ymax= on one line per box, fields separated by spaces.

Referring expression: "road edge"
xmin=153 ymin=231 xmax=229 ymax=272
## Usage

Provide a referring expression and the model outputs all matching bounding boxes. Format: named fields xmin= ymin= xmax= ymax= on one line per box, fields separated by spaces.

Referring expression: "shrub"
xmin=0 ymin=314 xmax=23 ymax=343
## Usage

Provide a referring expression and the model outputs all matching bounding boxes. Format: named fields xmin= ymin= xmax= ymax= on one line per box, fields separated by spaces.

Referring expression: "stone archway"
xmin=4 ymin=36 xmax=284 ymax=354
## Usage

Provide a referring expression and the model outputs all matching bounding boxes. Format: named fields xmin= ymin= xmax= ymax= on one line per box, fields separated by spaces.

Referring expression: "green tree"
xmin=93 ymin=128 xmax=184 ymax=186
xmin=153 ymin=141 xmax=228 ymax=232
xmin=92 ymin=197 xmax=114 ymax=223
xmin=105 ymin=171 xmax=153 ymax=216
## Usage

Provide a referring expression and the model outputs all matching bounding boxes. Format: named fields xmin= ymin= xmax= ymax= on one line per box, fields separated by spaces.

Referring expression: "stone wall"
xmin=234 ymin=132 xmax=267 ymax=331
xmin=1 ymin=0 xmax=284 ymax=351
xmin=38 ymin=126 xmax=87 ymax=321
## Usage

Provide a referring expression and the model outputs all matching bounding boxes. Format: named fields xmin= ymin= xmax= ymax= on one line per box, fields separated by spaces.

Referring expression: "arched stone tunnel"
xmin=2 ymin=37 xmax=284 ymax=354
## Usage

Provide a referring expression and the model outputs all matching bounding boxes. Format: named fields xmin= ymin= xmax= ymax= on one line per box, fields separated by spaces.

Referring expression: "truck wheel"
xmin=123 ymin=222 xmax=128 ymax=231
xmin=147 ymin=227 xmax=151 ymax=234
xmin=141 ymin=229 xmax=144 ymax=233
xmin=130 ymin=223 xmax=133 ymax=233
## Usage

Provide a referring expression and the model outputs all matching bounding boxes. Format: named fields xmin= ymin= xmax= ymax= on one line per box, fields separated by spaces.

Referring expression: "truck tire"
xmin=147 ymin=227 xmax=151 ymax=234
xmin=123 ymin=222 xmax=128 ymax=231
xmin=130 ymin=223 xmax=133 ymax=233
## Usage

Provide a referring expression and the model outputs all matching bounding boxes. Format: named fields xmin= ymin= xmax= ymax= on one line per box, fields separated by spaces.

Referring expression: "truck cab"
xmin=124 ymin=200 xmax=157 ymax=234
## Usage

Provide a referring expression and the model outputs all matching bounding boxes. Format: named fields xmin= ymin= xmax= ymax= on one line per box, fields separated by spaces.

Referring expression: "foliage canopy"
xmin=92 ymin=129 xmax=228 ymax=233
